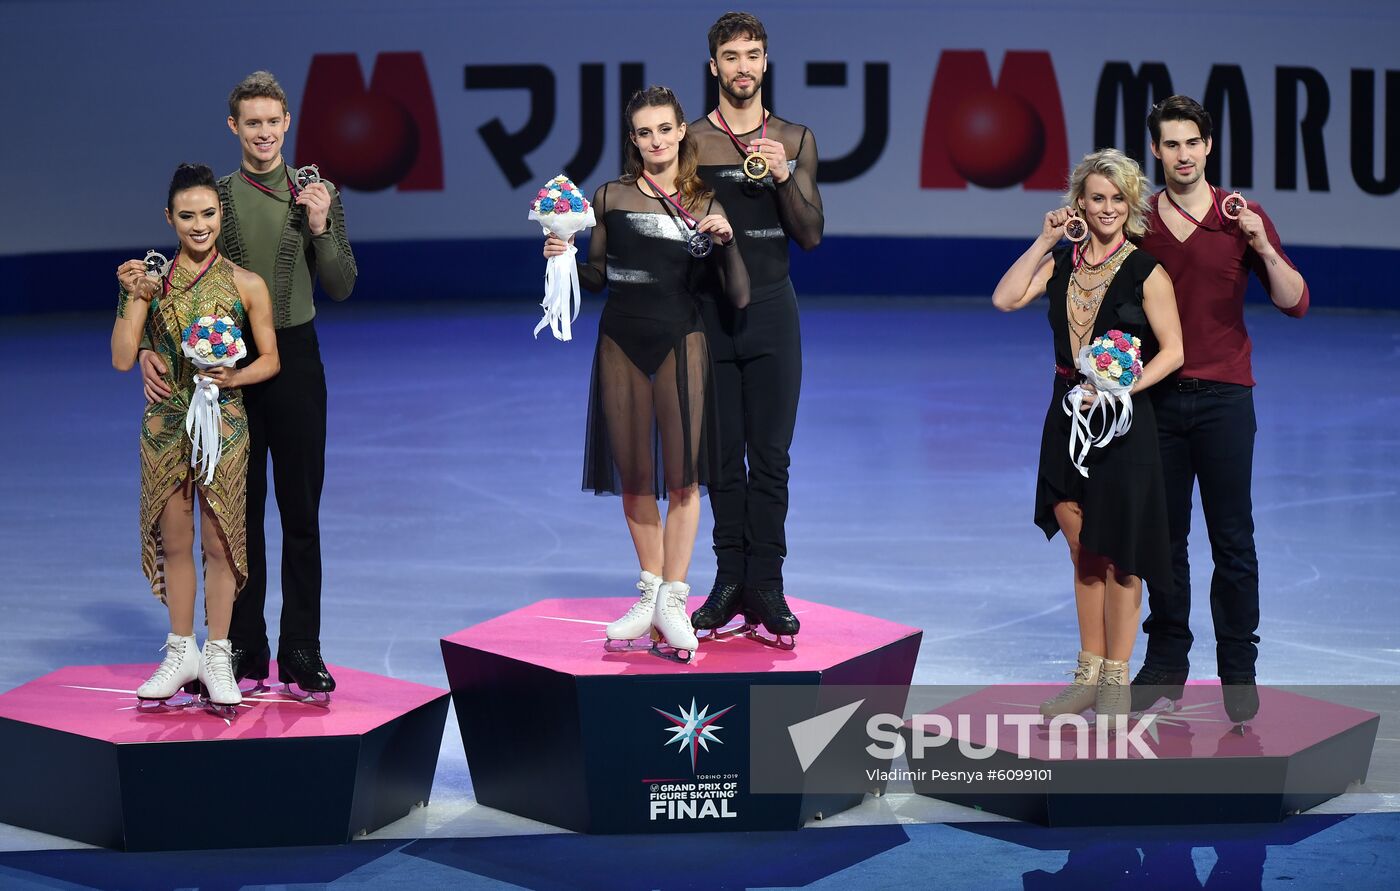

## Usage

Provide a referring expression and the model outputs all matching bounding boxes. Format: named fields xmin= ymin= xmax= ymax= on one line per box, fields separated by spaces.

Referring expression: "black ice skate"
xmin=1130 ymin=665 xmax=1188 ymax=714
xmin=277 ymin=646 xmax=336 ymax=704
xmin=232 ymin=640 xmax=271 ymax=694
xmin=1221 ymin=676 xmax=1259 ymax=732
xmin=690 ymin=582 xmax=756 ymax=641
xmin=746 ymin=589 xmax=799 ymax=649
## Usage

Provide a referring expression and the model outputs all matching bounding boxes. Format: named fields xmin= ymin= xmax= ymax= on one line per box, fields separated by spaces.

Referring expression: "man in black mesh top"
xmin=688 ymin=11 xmax=824 ymax=647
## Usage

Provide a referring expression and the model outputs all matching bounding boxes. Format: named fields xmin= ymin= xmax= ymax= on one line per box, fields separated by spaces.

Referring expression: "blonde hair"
xmin=228 ymin=70 xmax=287 ymax=120
xmin=1064 ymin=148 xmax=1153 ymax=239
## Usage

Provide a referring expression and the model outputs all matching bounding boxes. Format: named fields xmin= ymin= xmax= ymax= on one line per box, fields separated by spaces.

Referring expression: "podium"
xmin=0 ymin=663 xmax=449 ymax=850
xmin=901 ymin=683 xmax=1378 ymax=826
xmin=441 ymin=597 xmax=922 ymax=833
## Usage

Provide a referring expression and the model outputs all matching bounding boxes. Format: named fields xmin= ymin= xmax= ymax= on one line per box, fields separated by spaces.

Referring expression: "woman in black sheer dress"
xmin=992 ymin=149 xmax=1183 ymax=718
xmin=544 ymin=87 xmax=749 ymax=661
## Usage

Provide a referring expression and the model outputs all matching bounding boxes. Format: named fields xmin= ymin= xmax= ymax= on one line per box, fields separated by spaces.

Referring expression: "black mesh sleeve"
xmin=775 ymin=127 xmax=824 ymax=250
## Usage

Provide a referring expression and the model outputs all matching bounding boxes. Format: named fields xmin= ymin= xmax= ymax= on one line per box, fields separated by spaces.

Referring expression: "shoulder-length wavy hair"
xmin=1064 ymin=148 xmax=1153 ymax=239
xmin=621 ymin=86 xmax=712 ymax=216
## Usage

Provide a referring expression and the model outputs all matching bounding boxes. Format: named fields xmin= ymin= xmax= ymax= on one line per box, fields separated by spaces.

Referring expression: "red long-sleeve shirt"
xmin=1139 ymin=188 xmax=1309 ymax=387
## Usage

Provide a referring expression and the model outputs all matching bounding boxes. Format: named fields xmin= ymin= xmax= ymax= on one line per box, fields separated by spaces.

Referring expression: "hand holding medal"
xmin=716 ymin=110 xmax=784 ymax=182
xmin=294 ymin=164 xmax=325 ymax=191
xmin=293 ymin=164 xmax=333 ymax=236
xmin=640 ymin=172 xmax=724 ymax=257
xmin=115 ymin=253 xmax=164 ymax=304
xmin=143 ymin=249 xmax=172 ymax=279
xmin=1221 ymin=190 xmax=1247 ymax=220
xmin=1222 ymin=190 xmax=1271 ymax=254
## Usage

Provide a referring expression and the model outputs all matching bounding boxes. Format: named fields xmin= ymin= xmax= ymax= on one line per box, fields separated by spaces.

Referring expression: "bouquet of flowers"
xmin=1062 ymin=329 xmax=1143 ymax=477
xmin=180 ymin=315 xmax=245 ymax=484
xmin=528 ymin=174 xmax=595 ymax=341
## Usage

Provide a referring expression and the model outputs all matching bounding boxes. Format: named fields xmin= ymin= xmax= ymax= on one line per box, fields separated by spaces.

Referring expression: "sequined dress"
xmin=139 ymin=256 xmax=249 ymax=601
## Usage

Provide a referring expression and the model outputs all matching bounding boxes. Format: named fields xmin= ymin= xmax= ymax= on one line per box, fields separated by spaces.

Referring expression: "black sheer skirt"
xmin=582 ymin=304 xmax=719 ymax=498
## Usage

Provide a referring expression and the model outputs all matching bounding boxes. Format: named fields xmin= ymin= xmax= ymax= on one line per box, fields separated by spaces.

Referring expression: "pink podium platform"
xmin=0 ymin=663 xmax=450 ymax=850
xmin=902 ymin=682 xmax=1379 ymax=825
xmin=440 ymin=597 xmax=923 ymax=834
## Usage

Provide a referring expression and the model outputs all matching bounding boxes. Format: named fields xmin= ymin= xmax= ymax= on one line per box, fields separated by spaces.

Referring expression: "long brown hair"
xmin=621 ymin=86 xmax=712 ymax=215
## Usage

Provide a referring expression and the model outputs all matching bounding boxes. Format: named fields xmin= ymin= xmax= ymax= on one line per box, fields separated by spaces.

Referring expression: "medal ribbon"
xmin=1073 ymin=236 xmax=1127 ymax=271
xmin=163 ymin=250 xmax=220 ymax=296
xmin=239 ymin=167 xmax=300 ymax=201
xmin=640 ymin=173 xmax=702 ymax=231
xmin=1163 ymin=185 xmax=1225 ymax=228
xmin=714 ymin=109 xmax=768 ymax=157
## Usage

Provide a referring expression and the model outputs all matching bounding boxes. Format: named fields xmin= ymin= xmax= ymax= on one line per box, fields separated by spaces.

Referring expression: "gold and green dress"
xmin=139 ymin=256 xmax=249 ymax=601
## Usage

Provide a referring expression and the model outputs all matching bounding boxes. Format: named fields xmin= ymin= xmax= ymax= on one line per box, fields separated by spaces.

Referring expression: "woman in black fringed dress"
xmin=992 ymin=148 xmax=1183 ymax=718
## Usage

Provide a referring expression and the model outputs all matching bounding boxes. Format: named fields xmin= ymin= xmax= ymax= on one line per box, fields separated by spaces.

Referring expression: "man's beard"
xmin=721 ymin=72 xmax=763 ymax=102
xmin=1167 ymin=164 xmax=1203 ymax=187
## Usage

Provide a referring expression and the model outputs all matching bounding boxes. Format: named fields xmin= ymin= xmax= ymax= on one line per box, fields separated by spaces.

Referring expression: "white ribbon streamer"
xmin=529 ymin=202 xmax=594 ymax=342
xmin=1062 ymin=387 xmax=1134 ymax=478
xmin=1061 ymin=344 xmax=1137 ymax=478
xmin=184 ymin=373 xmax=224 ymax=485
xmin=535 ymin=245 xmax=581 ymax=341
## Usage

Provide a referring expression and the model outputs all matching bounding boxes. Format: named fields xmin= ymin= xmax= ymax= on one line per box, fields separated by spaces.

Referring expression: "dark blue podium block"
xmin=902 ymin=683 xmax=1379 ymax=826
xmin=0 ymin=664 xmax=450 ymax=850
xmin=441 ymin=597 xmax=922 ymax=833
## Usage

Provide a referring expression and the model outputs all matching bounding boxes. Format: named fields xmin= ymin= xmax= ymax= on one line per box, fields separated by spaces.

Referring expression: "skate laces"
xmin=1044 ymin=662 xmax=1095 ymax=704
xmin=1045 ymin=682 xmax=1086 ymax=706
xmin=148 ymin=638 xmax=188 ymax=684
xmin=755 ymin=589 xmax=791 ymax=613
xmin=621 ymin=580 xmax=658 ymax=622
xmin=1101 ymin=667 xmax=1127 ymax=686
xmin=204 ymin=642 xmax=235 ymax=686
xmin=656 ymin=587 xmax=691 ymax=628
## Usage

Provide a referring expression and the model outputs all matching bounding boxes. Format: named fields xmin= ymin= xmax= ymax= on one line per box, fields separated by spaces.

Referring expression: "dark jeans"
xmin=700 ymin=280 xmax=802 ymax=592
xmin=1145 ymin=378 xmax=1260 ymax=678
xmin=230 ymin=320 xmax=328 ymax=653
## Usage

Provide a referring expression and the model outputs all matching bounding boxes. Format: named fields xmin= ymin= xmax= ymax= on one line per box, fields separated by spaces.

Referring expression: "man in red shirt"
xmin=1133 ymin=96 xmax=1308 ymax=724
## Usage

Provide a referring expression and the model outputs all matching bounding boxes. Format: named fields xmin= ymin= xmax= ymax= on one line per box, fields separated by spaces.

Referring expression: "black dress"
xmin=577 ymin=179 xmax=750 ymax=497
xmin=1035 ymin=245 xmax=1172 ymax=588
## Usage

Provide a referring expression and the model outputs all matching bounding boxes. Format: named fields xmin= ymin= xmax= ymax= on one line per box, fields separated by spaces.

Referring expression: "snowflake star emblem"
xmin=654 ymin=698 xmax=735 ymax=773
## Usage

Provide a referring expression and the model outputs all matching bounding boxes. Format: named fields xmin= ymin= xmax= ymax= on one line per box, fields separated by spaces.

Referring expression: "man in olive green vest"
xmin=135 ymin=71 xmax=356 ymax=697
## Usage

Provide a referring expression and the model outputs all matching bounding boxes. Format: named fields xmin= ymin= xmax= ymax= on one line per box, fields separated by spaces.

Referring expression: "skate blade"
xmin=603 ymin=637 xmax=650 ymax=653
xmin=649 ymin=641 xmax=696 ymax=664
xmin=696 ymin=621 xmax=756 ymax=641
xmin=1130 ymin=696 xmax=1181 ymax=719
xmin=238 ymin=678 xmax=271 ymax=695
xmin=136 ymin=691 xmax=199 ymax=711
xmin=203 ymin=700 xmax=240 ymax=719
xmin=280 ymin=682 xmax=332 ymax=705
xmin=747 ymin=629 xmax=797 ymax=650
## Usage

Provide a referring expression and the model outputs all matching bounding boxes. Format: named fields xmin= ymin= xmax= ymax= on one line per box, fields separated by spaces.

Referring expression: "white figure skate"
xmin=199 ymin=638 xmax=243 ymax=718
xmin=136 ymin=633 xmax=200 ymax=709
xmin=604 ymin=571 xmax=662 ymax=652
xmin=651 ymin=581 xmax=698 ymax=664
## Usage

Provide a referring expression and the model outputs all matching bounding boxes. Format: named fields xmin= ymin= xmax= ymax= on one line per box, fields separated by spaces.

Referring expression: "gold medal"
xmin=743 ymin=151 xmax=770 ymax=181
xmin=716 ymin=109 xmax=772 ymax=181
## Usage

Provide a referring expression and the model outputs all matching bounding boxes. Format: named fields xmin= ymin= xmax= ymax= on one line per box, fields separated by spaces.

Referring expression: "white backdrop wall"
xmin=4 ymin=0 xmax=1397 ymax=252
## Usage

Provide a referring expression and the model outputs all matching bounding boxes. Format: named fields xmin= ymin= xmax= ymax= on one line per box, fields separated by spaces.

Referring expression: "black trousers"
xmin=700 ymin=280 xmax=802 ymax=591
xmin=1144 ymin=379 xmax=1260 ymax=678
xmin=229 ymin=320 xmax=327 ymax=652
